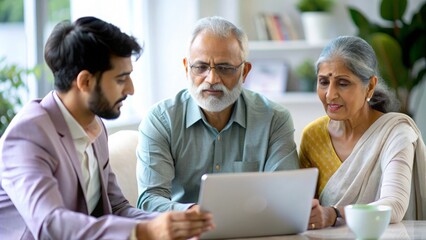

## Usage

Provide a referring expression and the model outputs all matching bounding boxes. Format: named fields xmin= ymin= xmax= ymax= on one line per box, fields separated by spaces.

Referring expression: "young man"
xmin=0 ymin=16 xmax=213 ymax=239
xmin=137 ymin=16 xmax=299 ymax=212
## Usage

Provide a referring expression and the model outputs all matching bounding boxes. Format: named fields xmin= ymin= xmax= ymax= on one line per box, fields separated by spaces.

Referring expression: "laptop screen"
xmin=198 ymin=168 xmax=318 ymax=239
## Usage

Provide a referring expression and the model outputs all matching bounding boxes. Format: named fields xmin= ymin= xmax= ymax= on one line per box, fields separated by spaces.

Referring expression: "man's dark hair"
xmin=44 ymin=16 xmax=142 ymax=91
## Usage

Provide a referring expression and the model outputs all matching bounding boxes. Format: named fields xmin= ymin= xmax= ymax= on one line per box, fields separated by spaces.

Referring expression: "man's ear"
xmin=242 ymin=62 xmax=252 ymax=83
xmin=76 ymin=70 xmax=94 ymax=92
xmin=183 ymin=58 xmax=189 ymax=77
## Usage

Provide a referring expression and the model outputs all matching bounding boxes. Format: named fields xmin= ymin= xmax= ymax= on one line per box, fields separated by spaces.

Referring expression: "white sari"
xmin=320 ymin=112 xmax=426 ymax=220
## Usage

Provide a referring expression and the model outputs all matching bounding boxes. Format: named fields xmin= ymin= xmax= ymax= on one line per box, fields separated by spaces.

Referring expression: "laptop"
xmin=198 ymin=168 xmax=318 ymax=239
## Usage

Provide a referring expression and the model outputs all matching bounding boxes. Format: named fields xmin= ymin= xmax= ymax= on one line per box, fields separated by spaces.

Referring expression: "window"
xmin=0 ymin=0 xmax=70 ymax=101
xmin=1 ymin=0 xmax=146 ymax=129
xmin=1 ymin=0 xmax=194 ymax=131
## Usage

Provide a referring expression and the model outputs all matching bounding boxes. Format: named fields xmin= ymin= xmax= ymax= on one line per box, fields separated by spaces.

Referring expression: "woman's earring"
xmin=367 ymin=98 xmax=371 ymax=102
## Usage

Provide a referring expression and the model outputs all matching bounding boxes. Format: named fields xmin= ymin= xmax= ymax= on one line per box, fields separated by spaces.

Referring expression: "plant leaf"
xmin=408 ymin=32 xmax=426 ymax=69
xmin=380 ymin=0 xmax=407 ymax=21
xmin=0 ymin=58 xmax=36 ymax=136
xmin=368 ymin=33 xmax=410 ymax=92
xmin=348 ymin=7 xmax=372 ymax=38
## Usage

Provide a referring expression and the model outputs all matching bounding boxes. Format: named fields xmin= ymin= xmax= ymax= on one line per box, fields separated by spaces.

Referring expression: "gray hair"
xmin=316 ymin=36 xmax=400 ymax=113
xmin=188 ymin=16 xmax=249 ymax=60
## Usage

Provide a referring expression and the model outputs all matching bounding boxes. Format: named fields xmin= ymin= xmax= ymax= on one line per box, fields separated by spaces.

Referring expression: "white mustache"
xmin=197 ymin=83 xmax=227 ymax=93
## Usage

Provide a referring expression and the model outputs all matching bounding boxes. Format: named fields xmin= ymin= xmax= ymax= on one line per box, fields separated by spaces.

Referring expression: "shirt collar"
xmin=185 ymin=92 xmax=247 ymax=129
xmin=233 ymin=93 xmax=246 ymax=128
xmin=53 ymin=91 xmax=101 ymax=147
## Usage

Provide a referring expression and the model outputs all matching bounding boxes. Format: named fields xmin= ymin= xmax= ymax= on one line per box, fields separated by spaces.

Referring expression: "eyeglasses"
xmin=189 ymin=61 xmax=245 ymax=78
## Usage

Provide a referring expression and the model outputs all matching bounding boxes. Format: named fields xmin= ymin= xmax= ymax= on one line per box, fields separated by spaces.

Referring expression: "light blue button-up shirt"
xmin=136 ymin=89 xmax=299 ymax=212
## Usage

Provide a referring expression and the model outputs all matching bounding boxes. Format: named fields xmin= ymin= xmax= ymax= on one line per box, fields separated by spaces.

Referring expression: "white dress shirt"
xmin=53 ymin=92 xmax=101 ymax=213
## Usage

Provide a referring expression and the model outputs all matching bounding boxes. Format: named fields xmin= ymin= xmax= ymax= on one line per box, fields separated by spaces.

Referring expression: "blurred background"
xmin=0 ymin=0 xmax=425 ymax=143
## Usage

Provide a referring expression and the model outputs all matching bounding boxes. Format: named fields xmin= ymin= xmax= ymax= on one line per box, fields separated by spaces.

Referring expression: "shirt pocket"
xmin=233 ymin=161 xmax=260 ymax=172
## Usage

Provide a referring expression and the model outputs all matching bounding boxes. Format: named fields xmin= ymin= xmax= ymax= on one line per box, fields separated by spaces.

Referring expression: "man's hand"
xmin=136 ymin=210 xmax=214 ymax=240
xmin=187 ymin=204 xmax=201 ymax=213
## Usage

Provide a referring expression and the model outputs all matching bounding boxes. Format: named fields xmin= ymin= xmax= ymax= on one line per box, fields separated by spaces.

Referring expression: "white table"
xmin=233 ymin=221 xmax=426 ymax=239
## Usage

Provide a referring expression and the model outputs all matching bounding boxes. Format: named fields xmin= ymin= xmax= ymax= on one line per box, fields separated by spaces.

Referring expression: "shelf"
xmin=247 ymin=39 xmax=327 ymax=68
xmin=264 ymin=92 xmax=319 ymax=103
xmin=249 ymin=40 xmax=329 ymax=51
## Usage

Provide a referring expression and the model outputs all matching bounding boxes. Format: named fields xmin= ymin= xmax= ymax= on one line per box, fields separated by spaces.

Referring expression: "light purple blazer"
xmin=0 ymin=91 xmax=156 ymax=239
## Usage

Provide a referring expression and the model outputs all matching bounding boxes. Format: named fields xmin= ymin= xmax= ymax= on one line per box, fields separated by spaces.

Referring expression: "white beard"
xmin=188 ymin=74 xmax=243 ymax=112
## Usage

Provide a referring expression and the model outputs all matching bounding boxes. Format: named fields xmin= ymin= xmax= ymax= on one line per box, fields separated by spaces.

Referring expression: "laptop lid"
xmin=198 ymin=168 xmax=318 ymax=239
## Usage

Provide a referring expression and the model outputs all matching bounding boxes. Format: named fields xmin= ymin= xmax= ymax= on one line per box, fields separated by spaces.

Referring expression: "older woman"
xmin=299 ymin=36 xmax=426 ymax=230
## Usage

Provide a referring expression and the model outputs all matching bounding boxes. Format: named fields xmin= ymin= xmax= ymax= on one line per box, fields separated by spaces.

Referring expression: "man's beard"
xmin=188 ymin=75 xmax=243 ymax=112
xmin=89 ymin=83 xmax=126 ymax=119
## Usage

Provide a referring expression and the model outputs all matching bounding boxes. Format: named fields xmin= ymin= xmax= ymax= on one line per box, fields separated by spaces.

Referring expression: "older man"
xmin=136 ymin=16 xmax=299 ymax=212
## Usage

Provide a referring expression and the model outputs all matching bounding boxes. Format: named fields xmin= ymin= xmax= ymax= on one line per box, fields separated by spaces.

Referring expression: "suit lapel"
xmin=92 ymin=126 xmax=112 ymax=214
xmin=40 ymin=91 xmax=90 ymax=212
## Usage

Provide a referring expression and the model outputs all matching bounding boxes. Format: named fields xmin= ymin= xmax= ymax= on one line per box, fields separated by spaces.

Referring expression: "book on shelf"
xmin=254 ymin=13 xmax=299 ymax=41
xmin=273 ymin=15 xmax=288 ymax=41
xmin=264 ymin=13 xmax=282 ymax=41
xmin=281 ymin=14 xmax=299 ymax=40
xmin=254 ymin=14 xmax=269 ymax=41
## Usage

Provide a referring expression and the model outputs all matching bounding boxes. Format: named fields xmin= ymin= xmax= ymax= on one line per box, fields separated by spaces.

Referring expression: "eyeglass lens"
xmin=190 ymin=62 xmax=244 ymax=77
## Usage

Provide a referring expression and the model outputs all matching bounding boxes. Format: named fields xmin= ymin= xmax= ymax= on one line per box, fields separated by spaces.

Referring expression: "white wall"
xmin=141 ymin=0 xmax=199 ymax=105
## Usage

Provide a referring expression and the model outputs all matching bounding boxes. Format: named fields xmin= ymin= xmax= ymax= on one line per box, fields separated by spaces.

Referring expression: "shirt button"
xmin=217 ymin=135 xmax=221 ymax=141
xmin=215 ymin=164 xmax=220 ymax=171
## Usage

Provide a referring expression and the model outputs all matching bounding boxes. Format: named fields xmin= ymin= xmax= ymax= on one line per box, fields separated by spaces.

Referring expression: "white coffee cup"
xmin=345 ymin=204 xmax=392 ymax=239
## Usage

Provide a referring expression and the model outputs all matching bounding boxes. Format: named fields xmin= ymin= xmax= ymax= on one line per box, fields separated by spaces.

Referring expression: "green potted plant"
xmin=296 ymin=0 xmax=334 ymax=12
xmin=295 ymin=59 xmax=317 ymax=92
xmin=296 ymin=0 xmax=336 ymax=43
xmin=348 ymin=0 xmax=426 ymax=114
xmin=0 ymin=58 xmax=38 ymax=136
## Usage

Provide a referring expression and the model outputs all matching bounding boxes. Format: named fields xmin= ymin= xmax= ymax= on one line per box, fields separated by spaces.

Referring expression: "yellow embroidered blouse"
xmin=299 ymin=116 xmax=342 ymax=196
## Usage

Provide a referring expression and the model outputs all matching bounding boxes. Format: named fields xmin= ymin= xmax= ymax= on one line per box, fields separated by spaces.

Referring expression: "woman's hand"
xmin=308 ymin=199 xmax=336 ymax=230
